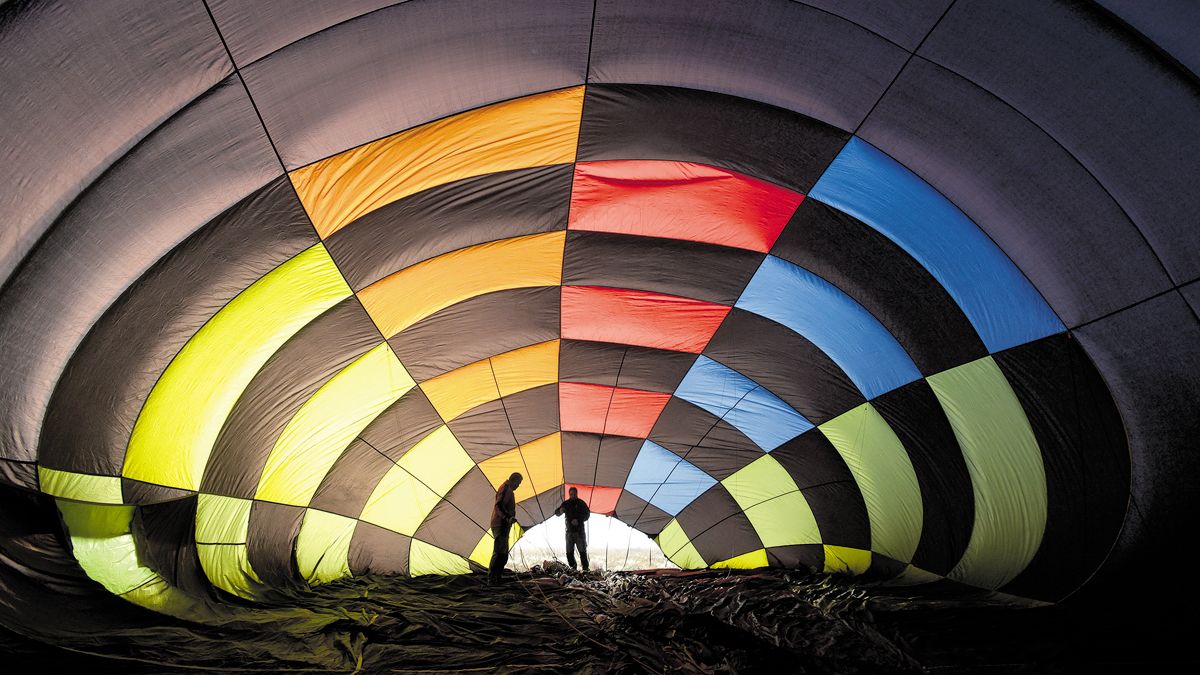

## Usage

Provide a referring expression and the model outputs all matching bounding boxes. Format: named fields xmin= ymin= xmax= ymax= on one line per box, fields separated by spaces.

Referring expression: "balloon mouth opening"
xmin=509 ymin=514 xmax=677 ymax=572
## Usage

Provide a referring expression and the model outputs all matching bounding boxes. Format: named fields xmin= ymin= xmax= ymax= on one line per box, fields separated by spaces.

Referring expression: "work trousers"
xmin=565 ymin=528 xmax=588 ymax=571
xmin=489 ymin=521 xmax=511 ymax=582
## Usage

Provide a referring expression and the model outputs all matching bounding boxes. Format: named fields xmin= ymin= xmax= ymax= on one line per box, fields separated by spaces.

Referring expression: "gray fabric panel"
xmin=207 ymin=0 xmax=398 ymax=66
xmin=1096 ymin=0 xmax=1200 ymax=80
xmin=310 ymin=439 xmax=398 ymax=519
xmin=561 ymin=433 xmax=642 ymax=489
xmin=0 ymin=76 xmax=280 ymax=479
xmin=614 ymin=490 xmax=671 ymax=537
xmin=589 ymin=0 xmax=909 ymax=132
xmin=857 ymin=57 xmax=1170 ymax=327
xmin=358 ymin=388 xmax=446 ymax=464
xmin=447 ymin=384 xmax=560 ymax=463
xmin=799 ymin=0 xmax=952 ymax=51
xmin=241 ymin=0 xmax=592 ymax=169
xmin=246 ymin=500 xmax=306 ymax=588
xmin=918 ymin=0 xmax=1200 ymax=283
xmin=201 ymin=298 xmax=382 ymax=499
xmin=348 ymin=521 xmax=410 ymax=576
xmin=0 ymin=0 xmax=230 ymax=285
xmin=1181 ymin=280 xmax=1200 ymax=320
xmin=1073 ymin=292 xmax=1200 ymax=601
xmin=39 ymin=177 xmax=316 ymax=478
xmin=389 ymin=287 xmax=560 ymax=382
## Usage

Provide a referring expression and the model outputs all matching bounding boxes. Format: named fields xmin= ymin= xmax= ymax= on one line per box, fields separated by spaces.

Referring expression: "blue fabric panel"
xmin=624 ymin=440 xmax=716 ymax=516
xmin=736 ymin=256 xmax=921 ymax=399
xmin=675 ymin=355 xmax=813 ymax=451
xmin=808 ymin=137 xmax=1064 ymax=352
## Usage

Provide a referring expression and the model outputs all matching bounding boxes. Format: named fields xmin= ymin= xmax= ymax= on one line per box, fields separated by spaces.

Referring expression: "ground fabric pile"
xmin=2 ymin=0 xmax=1198 ymax=655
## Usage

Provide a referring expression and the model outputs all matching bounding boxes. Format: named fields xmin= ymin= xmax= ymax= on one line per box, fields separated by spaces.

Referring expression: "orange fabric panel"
xmin=420 ymin=340 xmax=560 ymax=422
xmin=480 ymin=432 xmax=563 ymax=503
xmin=357 ymin=231 xmax=565 ymax=338
xmin=561 ymin=285 xmax=731 ymax=354
xmin=559 ymin=381 xmax=671 ymax=438
xmin=569 ymin=160 xmax=804 ymax=252
xmin=290 ymin=86 xmax=585 ymax=238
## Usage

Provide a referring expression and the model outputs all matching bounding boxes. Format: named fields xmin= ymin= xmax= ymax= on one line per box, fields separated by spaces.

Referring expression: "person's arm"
xmin=554 ymin=501 xmax=564 ymax=516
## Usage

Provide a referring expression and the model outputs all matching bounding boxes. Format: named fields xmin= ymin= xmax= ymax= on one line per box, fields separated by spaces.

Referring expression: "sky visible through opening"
xmin=510 ymin=513 xmax=678 ymax=571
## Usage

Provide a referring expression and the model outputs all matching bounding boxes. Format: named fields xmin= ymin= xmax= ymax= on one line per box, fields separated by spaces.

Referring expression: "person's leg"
xmin=489 ymin=522 xmax=510 ymax=582
xmin=579 ymin=529 xmax=589 ymax=572
xmin=565 ymin=531 xmax=577 ymax=570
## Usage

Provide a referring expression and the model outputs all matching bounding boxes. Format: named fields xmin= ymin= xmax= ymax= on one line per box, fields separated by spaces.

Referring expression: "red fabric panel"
xmin=568 ymin=160 xmax=804 ymax=253
xmin=565 ymin=484 xmax=623 ymax=515
xmin=559 ymin=381 xmax=671 ymax=438
xmin=561 ymin=285 xmax=731 ymax=353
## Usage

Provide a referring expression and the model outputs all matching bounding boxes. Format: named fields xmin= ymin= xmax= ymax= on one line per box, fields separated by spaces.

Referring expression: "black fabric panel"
xmin=994 ymin=334 xmax=1131 ymax=602
xmin=0 ymin=0 xmax=230 ymax=285
xmin=766 ymin=544 xmax=824 ymax=572
xmin=242 ymin=0 xmax=592 ymax=169
xmin=390 ymin=287 xmax=560 ymax=382
xmin=772 ymin=199 xmax=987 ymax=375
xmin=414 ymin=499 xmax=490 ymax=559
xmin=1182 ymin=280 xmax=1200 ymax=320
xmin=1072 ymin=293 xmax=1200 ymax=606
xmin=857 ymin=58 xmax=1170 ymax=327
xmin=348 ymin=521 xmax=410 ymax=577
xmin=563 ymin=231 xmax=762 ymax=305
xmin=122 ymin=479 xmax=194 ymax=506
xmin=615 ymin=490 xmax=672 ymax=537
xmin=559 ymin=340 xmax=694 ymax=393
xmin=771 ymin=432 xmax=870 ymax=550
xmin=448 ymin=385 xmax=560 ymax=462
xmin=917 ymin=0 xmax=1200 ymax=284
xmin=358 ymin=387 xmax=445 ymax=464
xmin=801 ymin=0 xmax=952 ymax=51
xmin=588 ymin=0 xmax=908 ymax=132
xmin=131 ymin=497 xmax=208 ymax=597
xmin=649 ymin=398 xmax=763 ymax=481
xmin=516 ymin=487 xmax=562 ymax=529
xmin=39 ymin=177 xmax=317 ymax=478
xmin=0 ymin=76 xmax=280 ymax=475
xmin=690 ymin=512 xmax=763 ymax=565
xmin=310 ymin=439 xmax=397 ymax=519
xmin=325 ymin=165 xmax=572 ymax=290
xmin=871 ymin=381 xmax=975 ymax=575
xmin=201 ymin=297 xmax=382 ymax=498
xmin=207 ymin=0 xmax=394 ymax=66
xmin=1095 ymin=0 xmax=1200 ymax=80
xmin=577 ymin=83 xmax=848 ymax=194
xmin=442 ymin=469 xmax=495 ymax=535
xmin=245 ymin=500 xmax=305 ymax=589
xmin=703 ymin=308 xmax=864 ymax=425
xmin=675 ymin=484 xmax=743 ymax=543
xmin=561 ymin=433 xmax=641 ymax=488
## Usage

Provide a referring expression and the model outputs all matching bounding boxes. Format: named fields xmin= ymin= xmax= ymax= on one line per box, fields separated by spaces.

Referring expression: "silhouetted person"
xmin=488 ymin=472 xmax=522 ymax=585
xmin=555 ymin=487 xmax=591 ymax=572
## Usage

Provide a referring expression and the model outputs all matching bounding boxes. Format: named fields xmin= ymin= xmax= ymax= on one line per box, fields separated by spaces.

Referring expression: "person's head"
xmin=509 ymin=472 xmax=523 ymax=487
xmin=568 ymin=487 xmax=578 ymax=498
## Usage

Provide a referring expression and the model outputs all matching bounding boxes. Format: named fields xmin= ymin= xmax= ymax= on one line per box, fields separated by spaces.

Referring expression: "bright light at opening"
xmin=510 ymin=514 xmax=678 ymax=571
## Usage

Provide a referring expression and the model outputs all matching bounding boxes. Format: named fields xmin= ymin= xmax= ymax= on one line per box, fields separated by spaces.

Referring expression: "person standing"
xmin=555 ymin=487 xmax=591 ymax=572
xmin=488 ymin=472 xmax=522 ymax=585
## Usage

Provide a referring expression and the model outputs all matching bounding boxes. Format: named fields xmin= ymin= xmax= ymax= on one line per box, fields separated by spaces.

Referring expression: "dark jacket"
xmin=555 ymin=496 xmax=590 ymax=533
xmin=491 ymin=480 xmax=517 ymax=530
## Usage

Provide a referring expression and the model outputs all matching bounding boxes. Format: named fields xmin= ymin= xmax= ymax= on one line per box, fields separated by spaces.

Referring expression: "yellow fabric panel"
xmin=359 ymin=426 xmax=472 ymax=536
xmin=195 ymin=493 xmax=252 ymax=544
xmin=289 ymin=86 xmax=584 ymax=238
xmin=744 ymin=492 xmax=823 ymax=548
xmin=712 ymin=548 xmax=768 ymax=570
xmin=421 ymin=340 xmax=560 ymax=421
xmin=655 ymin=518 xmax=707 ymax=569
xmin=469 ymin=532 xmax=494 ymax=568
xmin=295 ymin=509 xmax=356 ymax=585
xmin=396 ymin=425 xmax=476 ymax=496
xmin=479 ymin=432 xmax=563 ymax=503
xmin=819 ymin=402 xmax=923 ymax=564
xmin=722 ymin=454 xmax=799 ymax=509
xmin=121 ymin=577 xmax=210 ymax=619
xmin=56 ymin=501 xmax=156 ymax=595
xmin=39 ymin=467 xmax=123 ymax=504
xmin=255 ymin=343 xmax=414 ymax=507
xmin=928 ymin=356 xmax=1048 ymax=590
xmin=196 ymin=544 xmax=262 ymax=600
xmin=357 ymin=231 xmax=565 ymax=338
xmin=888 ymin=565 xmax=944 ymax=587
xmin=823 ymin=545 xmax=871 ymax=575
xmin=409 ymin=539 xmax=471 ymax=576
xmin=123 ymin=244 xmax=351 ymax=491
